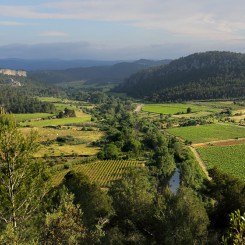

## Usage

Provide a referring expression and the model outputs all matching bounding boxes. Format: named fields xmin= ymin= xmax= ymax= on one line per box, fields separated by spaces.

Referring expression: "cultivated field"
xmin=167 ymin=124 xmax=245 ymax=143
xmin=197 ymin=144 xmax=245 ymax=182
xmin=51 ymin=160 xmax=143 ymax=187
xmin=19 ymin=116 xmax=91 ymax=127
xmin=14 ymin=113 xmax=54 ymax=122
xmin=142 ymin=103 xmax=220 ymax=115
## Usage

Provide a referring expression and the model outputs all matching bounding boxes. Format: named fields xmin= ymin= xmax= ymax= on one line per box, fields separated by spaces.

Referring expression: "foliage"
xmin=222 ymin=210 xmax=245 ymax=245
xmin=203 ymin=168 xmax=245 ymax=231
xmin=63 ymin=171 xmax=113 ymax=228
xmin=0 ymin=85 xmax=56 ymax=113
xmin=40 ymin=187 xmax=86 ymax=244
xmin=116 ymin=51 xmax=245 ymax=101
xmin=153 ymin=187 xmax=209 ymax=245
xmin=107 ymin=167 xmax=156 ymax=244
xmin=0 ymin=113 xmax=47 ymax=243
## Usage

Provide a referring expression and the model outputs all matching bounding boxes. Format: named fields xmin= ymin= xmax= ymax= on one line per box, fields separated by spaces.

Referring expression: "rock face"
xmin=0 ymin=69 xmax=27 ymax=77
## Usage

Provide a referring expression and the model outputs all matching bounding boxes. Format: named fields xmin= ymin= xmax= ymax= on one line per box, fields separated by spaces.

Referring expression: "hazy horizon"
xmin=1 ymin=1 xmax=245 ymax=60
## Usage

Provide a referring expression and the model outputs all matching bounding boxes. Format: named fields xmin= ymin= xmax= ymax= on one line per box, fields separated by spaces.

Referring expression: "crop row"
xmin=51 ymin=160 xmax=142 ymax=187
xmin=167 ymin=124 xmax=245 ymax=143
xmin=197 ymin=144 xmax=245 ymax=182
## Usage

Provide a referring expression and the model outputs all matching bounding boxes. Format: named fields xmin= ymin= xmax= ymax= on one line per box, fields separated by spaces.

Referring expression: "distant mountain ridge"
xmin=29 ymin=59 xmax=171 ymax=84
xmin=116 ymin=51 xmax=245 ymax=101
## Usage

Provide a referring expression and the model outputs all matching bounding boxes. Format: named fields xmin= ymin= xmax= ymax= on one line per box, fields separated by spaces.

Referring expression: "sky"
xmin=1 ymin=0 xmax=245 ymax=60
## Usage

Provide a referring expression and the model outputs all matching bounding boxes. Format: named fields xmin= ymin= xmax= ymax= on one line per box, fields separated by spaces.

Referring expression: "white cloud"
xmin=0 ymin=21 xmax=23 ymax=26
xmin=0 ymin=1 xmax=245 ymax=42
xmin=39 ymin=31 xmax=69 ymax=37
xmin=1 ymin=1 xmax=245 ymax=59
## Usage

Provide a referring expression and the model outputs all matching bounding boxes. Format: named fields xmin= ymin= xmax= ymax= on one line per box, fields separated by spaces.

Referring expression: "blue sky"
xmin=0 ymin=0 xmax=245 ymax=60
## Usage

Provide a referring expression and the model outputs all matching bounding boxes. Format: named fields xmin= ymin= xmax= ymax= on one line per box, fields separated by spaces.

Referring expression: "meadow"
xmin=20 ymin=126 xmax=104 ymax=157
xmin=19 ymin=116 xmax=91 ymax=127
xmin=197 ymin=144 xmax=245 ymax=182
xmin=14 ymin=113 xmax=54 ymax=122
xmin=142 ymin=103 xmax=220 ymax=115
xmin=51 ymin=160 xmax=143 ymax=187
xmin=167 ymin=124 xmax=245 ymax=143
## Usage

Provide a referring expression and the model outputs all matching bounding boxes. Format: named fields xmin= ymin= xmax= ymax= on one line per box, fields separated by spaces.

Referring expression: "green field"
xmin=199 ymin=101 xmax=245 ymax=110
xmin=197 ymin=144 xmax=245 ymax=182
xmin=37 ymin=97 xmax=63 ymax=102
xmin=14 ymin=113 xmax=54 ymax=122
xmin=53 ymin=103 xmax=78 ymax=111
xmin=167 ymin=124 xmax=245 ymax=143
xmin=51 ymin=160 xmax=143 ymax=187
xmin=142 ymin=103 xmax=220 ymax=115
xmin=19 ymin=116 xmax=91 ymax=127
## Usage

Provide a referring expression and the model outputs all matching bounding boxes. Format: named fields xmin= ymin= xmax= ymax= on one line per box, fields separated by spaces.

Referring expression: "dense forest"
xmin=0 ymin=94 xmax=244 ymax=244
xmin=0 ymin=74 xmax=64 ymax=113
xmin=116 ymin=51 xmax=245 ymax=101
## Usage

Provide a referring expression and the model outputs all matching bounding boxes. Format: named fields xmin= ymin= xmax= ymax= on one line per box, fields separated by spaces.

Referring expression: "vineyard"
xmin=167 ymin=124 xmax=245 ymax=143
xmin=51 ymin=160 xmax=143 ymax=187
xmin=197 ymin=144 xmax=245 ymax=182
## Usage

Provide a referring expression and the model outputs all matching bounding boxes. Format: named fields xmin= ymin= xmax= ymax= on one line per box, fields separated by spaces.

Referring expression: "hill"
xmin=115 ymin=51 xmax=245 ymax=101
xmin=29 ymin=59 xmax=171 ymax=84
xmin=0 ymin=58 xmax=119 ymax=71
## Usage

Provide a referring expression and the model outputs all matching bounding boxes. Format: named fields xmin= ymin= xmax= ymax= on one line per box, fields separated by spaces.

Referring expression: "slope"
xmin=116 ymin=51 xmax=245 ymax=101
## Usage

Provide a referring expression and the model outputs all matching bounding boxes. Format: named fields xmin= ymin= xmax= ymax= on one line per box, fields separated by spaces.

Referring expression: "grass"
xmin=37 ymin=97 xmax=63 ymax=102
xmin=167 ymin=124 xmax=245 ymax=143
xmin=14 ymin=113 xmax=54 ymax=122
xmin=53 ymin=103 xmax=77 ymax=111
xmin=142 ymin=103 xmax=220 ymax=115
xmin=19 ymin=116 xmax=91 ymax=127
xmin=199 ymin=101 xmax=245 ymax=110
xmin=197 ymin=144 xmax=245 ymax=182
xmin=51 ymin=160 xmax=143 ymax=187
xmin=35 ymin=144 xmax=100 ymax=157
xmin=20 ymin=126 xmax=104 ymax=157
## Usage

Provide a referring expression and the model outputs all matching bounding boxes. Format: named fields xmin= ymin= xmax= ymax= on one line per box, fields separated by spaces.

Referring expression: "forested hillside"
xmin=0 ymin=74 xmax=64 ymax=113
xmin=29 ymin=59 xmax=170 ymax=84
xmin=116 ymin=51 xmax=245 ymax=101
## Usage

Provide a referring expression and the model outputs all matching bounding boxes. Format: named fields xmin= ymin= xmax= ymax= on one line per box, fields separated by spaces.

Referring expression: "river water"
xmin=169 ymin=168 xmax=180 ymax=193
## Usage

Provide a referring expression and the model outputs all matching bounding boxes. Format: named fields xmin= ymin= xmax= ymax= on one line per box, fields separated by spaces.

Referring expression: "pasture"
xmin=167 ymin=124 xmax=245 ymax=143
xmin=142 ymin=103 xmax=220 ymax=115
xmin=18 ymin=116 xmax=91 ymax=127
xmin=14 ymin=113 xmax=54 ymax=122
xmin=197 ymin=144 xmax=245 ymax=182
xmin=51 ymin=160 xmax=143 ymax=187
xmin=20 ymin=126 xmax=104 ymax=157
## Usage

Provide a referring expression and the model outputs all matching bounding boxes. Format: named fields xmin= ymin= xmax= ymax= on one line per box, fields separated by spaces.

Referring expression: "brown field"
xmin=20 ymin=126 xmax=104 ymax=142
xmin=34 ymin=144 xmax=100 ymax=157
xmin=193 ymin=138 xmax=245 ymax=148
xmin=20 ymin=126 xmax=104 ymax=157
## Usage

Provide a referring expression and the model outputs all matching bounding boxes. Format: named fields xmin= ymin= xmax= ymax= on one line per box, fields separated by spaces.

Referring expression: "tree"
xmin=187 ymin=107 xmax=192 ymax=113
xmin=97 ymin=143 xmax=121 ymax=160
xmin=154 ymin=187 xmax=209 ymax=244
xmin=222 ymin=210 xmax=245 ymax=245
xmin=0 ymin=113 xmax=47 ymax=242
xmin=63 ymin=171 xmax=113 ymax=228
xmin=40 ymin=187 xmax=86 ymax=244
xmin=108 ymin=167 xmax=156 ymax=243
